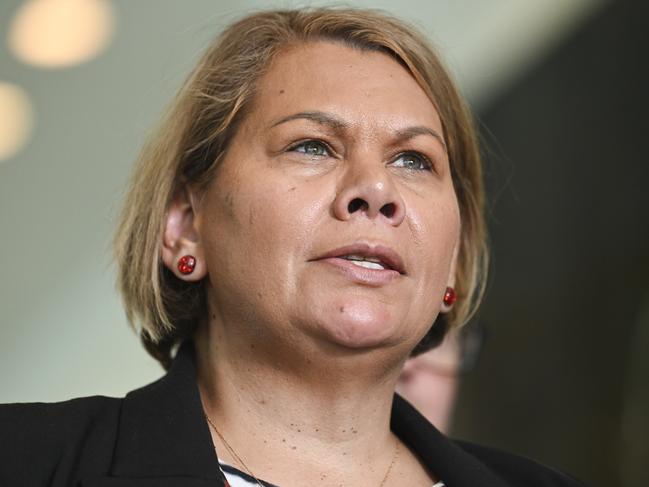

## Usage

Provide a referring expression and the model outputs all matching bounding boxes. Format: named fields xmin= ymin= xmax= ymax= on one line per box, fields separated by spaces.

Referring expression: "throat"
xmin=197 ymin=353 xmax=400 ymax=474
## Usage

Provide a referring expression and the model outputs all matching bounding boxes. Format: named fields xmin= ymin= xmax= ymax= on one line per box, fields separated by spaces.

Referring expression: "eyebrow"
xmin=270 ymin=111 xmax=348 ymax=131
xmin=270 ymin=110 xmax=447 ymax=151
xmin=394 ymin=126 xmax=447 ymax=152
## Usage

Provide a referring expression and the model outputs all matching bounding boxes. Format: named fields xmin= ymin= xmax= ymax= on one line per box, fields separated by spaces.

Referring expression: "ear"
xmin=161 ymin=186 xmax=207 ymax=282
xmin=440 ymin=240 xmax=460 ymax=314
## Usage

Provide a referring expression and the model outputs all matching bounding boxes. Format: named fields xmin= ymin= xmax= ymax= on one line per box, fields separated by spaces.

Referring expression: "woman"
xmin=0 ymin=8 xmax=586 ymax=487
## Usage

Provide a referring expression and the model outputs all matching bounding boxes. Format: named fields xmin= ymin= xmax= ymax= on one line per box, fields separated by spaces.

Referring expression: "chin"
xmin=309 ymin=296 xmax=401 ymax=350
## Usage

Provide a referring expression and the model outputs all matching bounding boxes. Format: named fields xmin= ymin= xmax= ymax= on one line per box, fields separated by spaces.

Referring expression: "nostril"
xmin=348 ymin=198 xmax=368 ymax=214
xmin=380 ymin=203 xmax=396 ymax=219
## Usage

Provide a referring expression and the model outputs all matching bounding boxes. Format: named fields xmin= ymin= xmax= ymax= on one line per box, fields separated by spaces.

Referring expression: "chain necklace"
xmin=204 ymin=413 xmax=399 ymax=487
xmin=205 ymin=413 xmax=265 ymax=487
xmin=379 ymin=438 xmax=400 ymax=487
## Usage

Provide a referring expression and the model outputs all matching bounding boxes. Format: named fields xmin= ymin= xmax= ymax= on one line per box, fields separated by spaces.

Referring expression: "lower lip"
xmin=315 ymin=257 xmax=402 ymax=286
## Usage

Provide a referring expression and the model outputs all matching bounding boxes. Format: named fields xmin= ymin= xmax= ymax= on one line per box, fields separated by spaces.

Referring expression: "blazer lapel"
xmin=391 ymin=394 xmax=509 ymax=487
xmin=84 ymin=342 xmax=225 ymax=486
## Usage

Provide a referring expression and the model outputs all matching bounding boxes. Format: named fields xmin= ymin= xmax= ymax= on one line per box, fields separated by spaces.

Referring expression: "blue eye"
xmin=392 ymin=152 xmax=432 ymax=171
xmin=290 ymin=140 xmax=330 ymax=157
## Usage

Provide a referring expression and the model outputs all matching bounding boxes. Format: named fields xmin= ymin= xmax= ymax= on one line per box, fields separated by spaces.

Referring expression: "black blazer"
xmin=0 ymin=343 xmax=586 ymax=486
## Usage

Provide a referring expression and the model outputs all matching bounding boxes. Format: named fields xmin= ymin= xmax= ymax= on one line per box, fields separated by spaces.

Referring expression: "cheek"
xmin=409 ymin=196 xmax=461 ymax=285
xmin=249 ymin=182 xmax=328 ymax=257
xmin=204 ymin=173 xmax=327 ymax=288
xmin=199 ymin=177 xmax=306 ymax=321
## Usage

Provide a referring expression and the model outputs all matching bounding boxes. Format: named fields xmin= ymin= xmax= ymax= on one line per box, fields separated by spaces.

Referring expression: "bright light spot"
xmin=0 ymin=82 xmax=34 ymax=162
xmin=7 ymin=0 xmax=115 ymax=69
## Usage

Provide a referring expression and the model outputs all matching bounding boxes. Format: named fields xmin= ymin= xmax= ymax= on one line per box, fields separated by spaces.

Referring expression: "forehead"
xmin=249 ymin=41 xmax=442 ymax=132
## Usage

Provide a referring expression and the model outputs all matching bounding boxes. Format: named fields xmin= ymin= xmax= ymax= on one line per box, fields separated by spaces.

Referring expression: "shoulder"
xmin=454 ymin=440 xmax=589 ymax=487
xmin=0 ymin=396 xmax=122 ymax=487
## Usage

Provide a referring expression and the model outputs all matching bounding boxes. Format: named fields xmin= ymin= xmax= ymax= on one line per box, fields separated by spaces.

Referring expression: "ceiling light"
xmin=0 ymin=82 xmax=34 ymax=162
xmin=7 ymin=0 xmax=115 ymax=69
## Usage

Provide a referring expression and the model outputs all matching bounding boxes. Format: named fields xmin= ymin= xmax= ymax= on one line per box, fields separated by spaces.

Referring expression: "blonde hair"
xmin=114 ymin=8 xmax=488 ymax=369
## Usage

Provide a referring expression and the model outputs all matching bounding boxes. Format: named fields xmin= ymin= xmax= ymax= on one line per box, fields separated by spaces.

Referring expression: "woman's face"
xmin=193 ymin=42 xmax=460 ymax=355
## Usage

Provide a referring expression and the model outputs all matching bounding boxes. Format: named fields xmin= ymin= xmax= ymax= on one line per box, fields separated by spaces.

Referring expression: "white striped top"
xmin=220 ymin=461 xmax=445 ymax=487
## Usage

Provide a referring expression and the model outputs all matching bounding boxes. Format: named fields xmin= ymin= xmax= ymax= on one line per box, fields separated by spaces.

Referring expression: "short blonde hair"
xmin=114 ymin=8 xmax=488 ymax=369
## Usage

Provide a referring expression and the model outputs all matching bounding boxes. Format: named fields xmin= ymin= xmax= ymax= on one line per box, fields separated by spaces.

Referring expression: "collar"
xmin=391 ymin=396 xmax=508 ymax=486
xmin=86 ymin=341 xmax=507 ymax=487
xmin=98 ymin=341 xmax=224 ymax=485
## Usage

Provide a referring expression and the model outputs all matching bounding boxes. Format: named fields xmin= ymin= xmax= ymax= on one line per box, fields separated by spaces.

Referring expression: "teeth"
xmin=342 ymin=254 xmax=364 ymax=260
xmin=348 ymin=260 xmax=386 ymax=270
xmin=341 ymin=254 xmax=383 ymax=264
xmin=337 ymin=254 xmax=390 ymax=270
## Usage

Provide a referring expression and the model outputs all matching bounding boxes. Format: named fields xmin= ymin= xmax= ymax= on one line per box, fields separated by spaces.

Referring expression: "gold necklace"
xmin=205 ymin=413 xmax=265 ymax=487
xmin=204 ymin=413 xmax=400 ymax=487
xmin=379 ymin=438 xmax=399 ymax=487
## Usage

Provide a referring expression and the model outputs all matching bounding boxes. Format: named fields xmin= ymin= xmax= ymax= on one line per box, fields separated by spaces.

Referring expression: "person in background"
xmin=397 ymin=321 xmax=485 ymax=432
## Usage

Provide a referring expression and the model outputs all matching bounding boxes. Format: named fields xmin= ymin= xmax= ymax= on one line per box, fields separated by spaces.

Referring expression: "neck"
xmin=194 ymin=320 xmax=409 ymax=486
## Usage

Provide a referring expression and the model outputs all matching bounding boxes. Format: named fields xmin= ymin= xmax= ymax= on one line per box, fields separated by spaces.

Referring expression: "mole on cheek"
xmin=221 ymin=192 xmax=235 ymax=219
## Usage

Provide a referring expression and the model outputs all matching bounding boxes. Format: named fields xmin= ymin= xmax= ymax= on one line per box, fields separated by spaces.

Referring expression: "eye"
xmin=391 ymin=152 xmax=433 ymax=171
xmin=288 ymin=140 xmax=331 ymax=157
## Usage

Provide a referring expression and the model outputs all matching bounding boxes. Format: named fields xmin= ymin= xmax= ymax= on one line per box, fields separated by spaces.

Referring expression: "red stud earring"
xmin=443 ymin=286 xmax=457 ymax=307
xmin=177 ymin=255 xmax=196 ymax=275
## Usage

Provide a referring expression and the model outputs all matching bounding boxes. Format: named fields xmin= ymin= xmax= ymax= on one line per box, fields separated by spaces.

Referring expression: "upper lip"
xmin=312 ymin=242 xmax=407 ymax=275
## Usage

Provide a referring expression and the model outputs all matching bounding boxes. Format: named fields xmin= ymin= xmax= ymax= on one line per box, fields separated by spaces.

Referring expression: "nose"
xmin=332 ymin=157 xmax=406 ymax=226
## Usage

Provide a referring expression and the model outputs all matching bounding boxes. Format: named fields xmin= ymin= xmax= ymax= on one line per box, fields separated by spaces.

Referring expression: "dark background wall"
xmin=453 ymin=1 xmax=649 ymax=485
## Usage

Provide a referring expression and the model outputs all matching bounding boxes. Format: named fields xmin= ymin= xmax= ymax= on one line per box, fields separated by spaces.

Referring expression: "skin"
xmin=397 ymin=332 xmax=462 ymax=433
xmin=162 ymin=41 xmax=460 ymax=486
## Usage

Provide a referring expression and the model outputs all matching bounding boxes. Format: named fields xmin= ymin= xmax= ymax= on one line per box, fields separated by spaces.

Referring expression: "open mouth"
xmin=338 ymin=254 xmax=390 ymax=270
xmin=312 ymin=243 xmax=406 ymax=276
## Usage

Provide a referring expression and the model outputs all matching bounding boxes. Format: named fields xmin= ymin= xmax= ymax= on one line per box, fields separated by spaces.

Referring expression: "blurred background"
xmin=1 ymin=1 xmax=647 ymax=486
